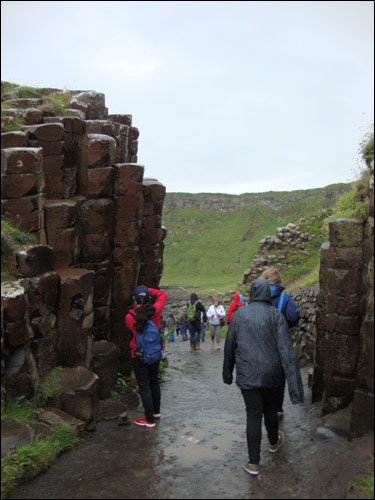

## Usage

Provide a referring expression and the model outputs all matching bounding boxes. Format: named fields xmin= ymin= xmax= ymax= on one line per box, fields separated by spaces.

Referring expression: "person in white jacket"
xmin=207 ymin=298 xmax=226 ymax=350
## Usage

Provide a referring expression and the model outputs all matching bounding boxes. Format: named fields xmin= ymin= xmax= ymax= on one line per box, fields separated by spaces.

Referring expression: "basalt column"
xmin=350 ymin=161 xmax=374 ymax=438
xmin=312 ymin=219 xmax=364 ymax=414
xmin=1 ymin=147 xmax=45 ymax=243
xmin=26 ymin=123 xmax=65 ymax=203
xmin=111 ymin=163 xmax=145 ymax=375
xmin=76 ymin=134 xmax=116 ymax=343
xmin=138 ymin=178 xmax=166 ymax=289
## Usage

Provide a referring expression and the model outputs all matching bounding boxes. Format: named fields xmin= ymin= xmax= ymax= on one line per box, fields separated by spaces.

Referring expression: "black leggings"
xmin=241 ymin=387 xmax=282 ymax=465
xmin=132 ymin=358 xmax=161 ymax=423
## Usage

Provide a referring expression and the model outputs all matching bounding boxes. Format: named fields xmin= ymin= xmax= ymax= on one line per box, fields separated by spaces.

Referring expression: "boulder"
xmin=38 ymin=407 xmax=85 ymax=430
xmin=58 ymin=366 xmax=100 ymax=424
xmin=70 ymin=91 xmax=107 ymax=120
xmin=15 ymin=244 xmax=54 ymax=278
xmin=92 ymin=341 xmax=120 ymax=399
xmin=1 ymin=420 xmax=34 ymax=458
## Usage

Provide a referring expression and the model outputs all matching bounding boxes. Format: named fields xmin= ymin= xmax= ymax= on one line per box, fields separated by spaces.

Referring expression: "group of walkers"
xmin=124 ymin=267 xmax=303 ymax=476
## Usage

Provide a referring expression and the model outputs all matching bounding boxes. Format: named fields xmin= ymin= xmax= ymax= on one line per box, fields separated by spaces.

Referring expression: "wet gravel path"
xmin=10 ymin=339 xmax=373 ymax=499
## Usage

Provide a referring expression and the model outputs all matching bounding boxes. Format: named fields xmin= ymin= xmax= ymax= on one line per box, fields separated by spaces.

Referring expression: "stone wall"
xmin=1 ymin=87 xmax=167 ymax=421
xmin=243 ymin=221 xmax=314 ymax=284
xmin=289 ymin=284 xmax=319 ymax=367
xmin=312 ymin=159 xmax=374 ymax=439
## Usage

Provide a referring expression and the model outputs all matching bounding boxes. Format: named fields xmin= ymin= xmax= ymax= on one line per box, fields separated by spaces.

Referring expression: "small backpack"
xmin=131 ymin=313 xmax=163 ymax=365
xmin=186 ymin=301 xmax=198 ymax=322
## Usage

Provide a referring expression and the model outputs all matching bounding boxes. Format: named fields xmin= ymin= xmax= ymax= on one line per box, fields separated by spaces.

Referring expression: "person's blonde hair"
xmin=260 ymin=267 xmax=282 ymax=285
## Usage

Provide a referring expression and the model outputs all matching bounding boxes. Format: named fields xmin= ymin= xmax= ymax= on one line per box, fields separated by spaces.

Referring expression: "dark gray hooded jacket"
xmin=222 ymin=279 xmax=304 ymax=404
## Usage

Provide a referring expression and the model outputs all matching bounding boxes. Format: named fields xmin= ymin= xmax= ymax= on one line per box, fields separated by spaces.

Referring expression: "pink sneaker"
xmin=134 ymin=418 xmax=155 ymax=428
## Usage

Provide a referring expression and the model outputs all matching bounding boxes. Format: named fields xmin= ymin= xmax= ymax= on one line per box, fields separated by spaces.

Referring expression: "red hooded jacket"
xmin=125 ymin=288 xmax=167 ymax=359
xmin=226 ymin=292 xmax=244 ymax=324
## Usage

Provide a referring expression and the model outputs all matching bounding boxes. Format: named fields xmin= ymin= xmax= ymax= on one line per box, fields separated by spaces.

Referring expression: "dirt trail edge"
xmin=10 ymin=340 xmax=373 ymax=499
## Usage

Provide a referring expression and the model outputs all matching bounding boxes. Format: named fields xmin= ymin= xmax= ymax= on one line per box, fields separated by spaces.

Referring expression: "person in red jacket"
xmin=226 ymin=292 xmax=245 ymax=325
xmin=125 ymin=285 xmax=167 ymax=428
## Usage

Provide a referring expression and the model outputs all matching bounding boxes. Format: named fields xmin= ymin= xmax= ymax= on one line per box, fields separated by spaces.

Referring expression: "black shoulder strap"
xmin=129 ymin=312 xmax=136 ymax=320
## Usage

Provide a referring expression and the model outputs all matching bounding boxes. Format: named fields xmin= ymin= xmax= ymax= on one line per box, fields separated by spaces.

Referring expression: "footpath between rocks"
xmin=8 ymin=339 xmax=373 ymax=500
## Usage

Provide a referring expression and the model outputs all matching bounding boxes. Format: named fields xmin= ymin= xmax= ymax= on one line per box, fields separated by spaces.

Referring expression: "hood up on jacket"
xmin=249 ymin=279 xmax=272 ymax=303
xmin=233 ymin=292 xmax=241 ymax=303
xmin=269 ymin=283 xmax=285 ymax=299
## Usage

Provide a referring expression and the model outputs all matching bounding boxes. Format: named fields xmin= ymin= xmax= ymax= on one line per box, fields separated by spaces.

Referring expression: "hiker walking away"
xmin=226 ymin=292 xmax=244 ymax=325
xmin=178 ymin=309 xmax=188 ymax=341
xmin=166 ymin=313 xmax=176 ymax=342
xmin=223 ymin=279 xmax=304 ymax=476
xmin=125 ymin=285 xmax=167 ymax=428
xmin=206 ymin=298 xmax=226 ymax=350
xmin=186 ymin=292 xmax=206 ymax=352
xmin=199 ymin=300 xmax=207 ymax=342
xmin=261 ymin=267 xmax=300 ymax=413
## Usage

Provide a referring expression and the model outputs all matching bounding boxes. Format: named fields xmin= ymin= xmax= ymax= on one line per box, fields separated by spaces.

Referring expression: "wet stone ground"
xmin=10 ymin=339 xmax=373 ymax=499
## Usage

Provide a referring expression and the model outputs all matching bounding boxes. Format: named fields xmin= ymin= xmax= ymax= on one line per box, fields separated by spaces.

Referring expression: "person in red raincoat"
xmin=125 ymin=285 xmax=167 ymax=428
xmin=226 ymin=292 xmax=245 ymax=325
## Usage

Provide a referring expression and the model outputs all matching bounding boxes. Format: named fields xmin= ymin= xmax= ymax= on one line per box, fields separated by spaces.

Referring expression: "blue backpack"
xmin=131 ymin=313 xmax=163 ymax=365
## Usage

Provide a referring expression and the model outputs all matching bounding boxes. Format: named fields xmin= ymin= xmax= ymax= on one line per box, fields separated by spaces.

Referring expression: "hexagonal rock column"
xmin=26 ymin=271 xmax=60 ymax=379
xmin=62 ymin=117 xmax=86 ymax=198
xmin=312 ymin=219 xmax=364 ymax=415
xmin=70 ymin=91 xmax=108 ymax=120
xmin=127 ymin=126 xmax=139 ymax=163
xmin=110 ymin=163 xmax=145 ymax=375
xmin=24 ymin=123 xmax=65 ymax=199
xmin=1 ymin=147 xmax=45 ymax=241
xmin=56 ymin=268 xmax=95 ymax=368
xmin=92 ymin=340 xmax=120 ymax=399
xmin=7 ymin=244 xmax=55 ymax=279
xmin=75 ymin=134 xmax=116 ymax=197
xmin=44 ymin=199 xmax=80 ymax=268
xmin=1 ymin=131 xmax=29 ymax=148
xmin=54 ymin=366 xmax=100 ymax=426
xmin=350 ymin=211 xmax=374 ymax=438
xmin=138 ymin=178 xmax=166 ymax=289
xmin=78 ymin=197 xmax=114 ymax=342
xmin=1 ymin=280 xmax=32 ymax=352
xmin=107 ymin=115 xmax=132 ymax=163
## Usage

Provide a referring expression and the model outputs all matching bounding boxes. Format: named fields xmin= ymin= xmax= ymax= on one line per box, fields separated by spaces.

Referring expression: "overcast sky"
xmin=2 ymin=1 xmax=374 ymax=194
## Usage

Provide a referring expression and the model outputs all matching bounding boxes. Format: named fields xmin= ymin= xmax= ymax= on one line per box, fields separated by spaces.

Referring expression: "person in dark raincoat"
xmin=223 ymin=279 xmax=304 ymax=476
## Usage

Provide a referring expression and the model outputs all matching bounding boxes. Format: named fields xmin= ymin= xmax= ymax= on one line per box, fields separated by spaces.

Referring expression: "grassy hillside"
xmin=161 ymin=183 xmax=352 ymax=294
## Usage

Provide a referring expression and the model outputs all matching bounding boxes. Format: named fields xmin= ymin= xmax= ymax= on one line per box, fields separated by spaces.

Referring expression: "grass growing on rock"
xmin=36 ymin=367 xmax=64 ymax=406
xmin=1 ymin=219 xmax=38 ymax=281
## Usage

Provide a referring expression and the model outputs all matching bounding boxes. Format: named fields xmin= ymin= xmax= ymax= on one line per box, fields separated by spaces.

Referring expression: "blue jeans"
xmin=180 ymin=324 xmax=187 ymax=340
xmin=188 ymin=320 xmax=201 ymax=345
xmin=201 ymin=324 xmax=206 ymax=342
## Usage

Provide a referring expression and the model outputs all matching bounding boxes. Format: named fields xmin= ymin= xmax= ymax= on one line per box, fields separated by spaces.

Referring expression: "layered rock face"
xmin=1 ymin=87 xmax=167 ymax=424
xmin=312 ymin=160 xmax=374 ymax=438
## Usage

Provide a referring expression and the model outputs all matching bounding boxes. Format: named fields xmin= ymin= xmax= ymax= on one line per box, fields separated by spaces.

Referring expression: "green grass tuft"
xmin=1 ymin=426 xmax=80 ymax=498
xmin=348 ymin=474 xmax=374 ymax=499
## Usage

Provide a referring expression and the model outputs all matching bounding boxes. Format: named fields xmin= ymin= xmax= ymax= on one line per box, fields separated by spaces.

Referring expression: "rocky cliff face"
xmin=1 ymin=84 xmax=166 ymax=427
xmin=164 ymin=185 xmax=352 ymax=214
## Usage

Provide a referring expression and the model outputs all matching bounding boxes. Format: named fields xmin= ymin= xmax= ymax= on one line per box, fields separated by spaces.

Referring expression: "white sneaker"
xmin=269 ymin=431 xmax=284 ymax=453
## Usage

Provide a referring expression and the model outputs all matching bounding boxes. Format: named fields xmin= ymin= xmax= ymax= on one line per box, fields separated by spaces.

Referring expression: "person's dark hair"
xmin=134 ymin=296 xmax=156 ymax=332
